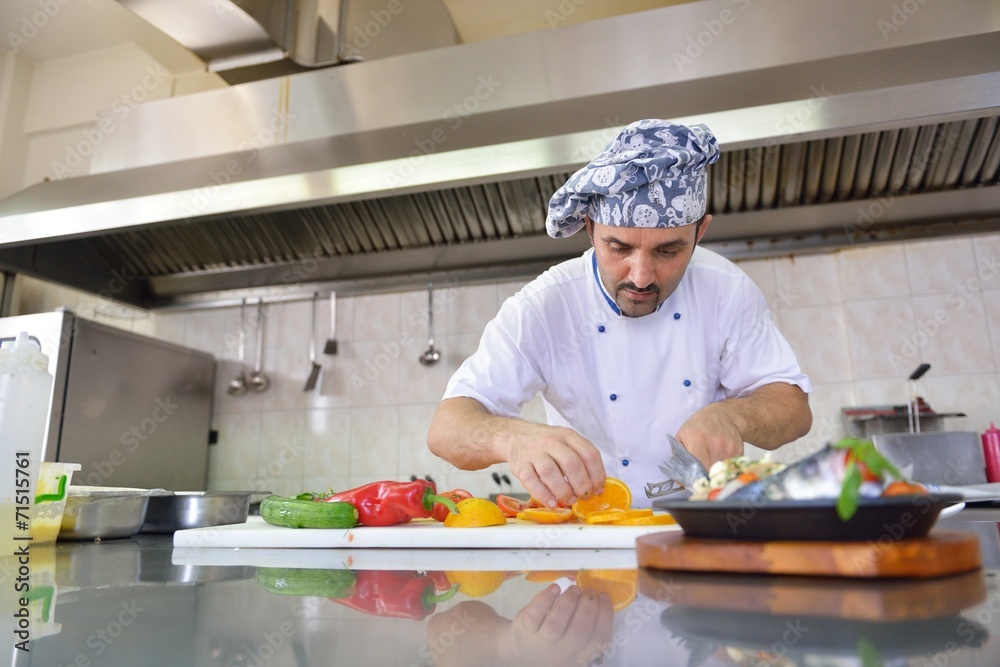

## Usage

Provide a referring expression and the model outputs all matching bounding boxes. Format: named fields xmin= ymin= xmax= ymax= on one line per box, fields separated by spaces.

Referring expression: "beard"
xmin=614 ymin=282 xmax=661 ymax=318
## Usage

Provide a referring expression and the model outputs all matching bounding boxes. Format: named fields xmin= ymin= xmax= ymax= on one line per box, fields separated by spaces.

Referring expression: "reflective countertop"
xmin=5 ymin=511 xmax=1000 ymax=667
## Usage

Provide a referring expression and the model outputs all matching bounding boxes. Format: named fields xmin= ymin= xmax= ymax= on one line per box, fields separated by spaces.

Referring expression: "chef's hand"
xmin=675 ymin=404 xmax=745 ymax=471
xmin=503 ymin=584 xmax=614 ymax=667
xmin=504 ymin=422 xmax=606 ymax=508
xmin=426 ymin=585 xmax=614 ymax=667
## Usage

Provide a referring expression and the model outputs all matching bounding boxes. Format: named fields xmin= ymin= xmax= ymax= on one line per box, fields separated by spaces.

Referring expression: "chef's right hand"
xmin=504 ymin=422 xmax=606 ymax=507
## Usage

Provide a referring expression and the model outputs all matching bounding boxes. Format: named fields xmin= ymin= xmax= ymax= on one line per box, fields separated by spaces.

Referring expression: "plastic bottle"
xmin=0 ymin=331 xmax=54 ymax=554
xmin=983 ymin=422 xmax=1000 ymax=484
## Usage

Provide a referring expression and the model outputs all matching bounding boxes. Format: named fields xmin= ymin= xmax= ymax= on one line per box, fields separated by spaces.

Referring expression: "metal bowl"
xmin=60 ymin=488 xmax=153 ymax=541
xmin=140 ymin=491 xmax=257 ymax=533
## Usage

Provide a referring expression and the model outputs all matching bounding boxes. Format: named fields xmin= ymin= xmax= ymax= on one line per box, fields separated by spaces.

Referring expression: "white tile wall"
xmin=13 ymin=232 xmax=1000 ymax=497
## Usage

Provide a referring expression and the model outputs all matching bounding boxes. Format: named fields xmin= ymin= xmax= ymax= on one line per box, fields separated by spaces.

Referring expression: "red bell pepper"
xmin=329 ymin=570 xmax=458 ymax=620
xmin=323 ymin=480 xmax=459 ymax=527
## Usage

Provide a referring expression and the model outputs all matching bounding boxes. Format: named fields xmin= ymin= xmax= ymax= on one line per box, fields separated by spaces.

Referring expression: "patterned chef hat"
xmin=546 ymin=119 xmax=720 ymax=238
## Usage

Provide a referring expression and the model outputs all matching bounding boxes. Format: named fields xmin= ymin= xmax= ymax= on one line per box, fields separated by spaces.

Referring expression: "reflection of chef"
xmin=427 ymin=584 xmax=614 ymax=666
xmin=429 ymin=119 xmax=812 ymax=508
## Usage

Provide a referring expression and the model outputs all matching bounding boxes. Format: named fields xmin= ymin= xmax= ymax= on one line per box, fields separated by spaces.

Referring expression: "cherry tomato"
xmin=431 ymin=489 xmax=474 ymax=522
xmin=883 ymin=481 xmax=928 ymax=497
xmin=495 ymin=494 xmax=530 ymax=518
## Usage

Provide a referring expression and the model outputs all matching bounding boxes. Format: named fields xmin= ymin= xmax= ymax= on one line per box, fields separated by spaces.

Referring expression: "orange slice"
xmin=583 ymin=508 xmax=653 ymax=525
xmin=516 ymin=507 xmax=575 ymax=524
xmin=608 ymin=513 xmax=677 ymax=526
xmin=444 ymin=498 xmax=507 ymax=527
xmin=576 ymin=569 xmax=638 ymax=612
xmin=571 ymin=478 xmax=632 ymax=519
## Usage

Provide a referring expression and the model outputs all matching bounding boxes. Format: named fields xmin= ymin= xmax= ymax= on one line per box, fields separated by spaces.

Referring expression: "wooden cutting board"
xmin=173 ymin=515 xmax=680 ymax=549
xmin=636 ymin=529 xmax=981 ymax=578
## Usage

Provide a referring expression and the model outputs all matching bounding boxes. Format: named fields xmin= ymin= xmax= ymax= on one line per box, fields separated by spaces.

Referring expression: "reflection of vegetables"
xmin=331 ymin=570 xmax=458 ymax=620
xmin=256 ymin=567 xmax=357 ymax=597
xmin=259 ymin=496 xmax=359 ymax=529
xmin=259 ymin=568 xmax=458 ymax=621
xmin=445 ymin=570 xmax=506 ymax=597
xmin=320 ymin=480 xmax=459 ymax=527
xmin=431 ymin=489 xmax=473 ymax=522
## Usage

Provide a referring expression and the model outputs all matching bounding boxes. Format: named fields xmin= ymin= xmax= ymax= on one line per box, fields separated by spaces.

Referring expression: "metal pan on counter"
xmin=140 ymin=491 xmax=270 ymax=533
xmin=60 ymin=487 xmax=171 ymax=541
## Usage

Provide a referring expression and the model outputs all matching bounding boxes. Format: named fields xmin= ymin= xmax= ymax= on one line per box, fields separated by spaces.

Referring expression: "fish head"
xmin=657 ymin=434 xmax=710 ymax=490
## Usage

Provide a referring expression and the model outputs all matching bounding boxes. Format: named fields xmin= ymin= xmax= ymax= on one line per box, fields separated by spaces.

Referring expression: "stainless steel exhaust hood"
xmin=0 ymin=0 xmax=998 ymax=308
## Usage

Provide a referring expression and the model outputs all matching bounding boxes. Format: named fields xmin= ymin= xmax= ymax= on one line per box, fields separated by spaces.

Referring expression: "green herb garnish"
xmin=831 ymin=438 xmax=905 ymax=521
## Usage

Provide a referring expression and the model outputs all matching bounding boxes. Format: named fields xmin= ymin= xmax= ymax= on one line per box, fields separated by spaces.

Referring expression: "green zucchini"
xmin=257 ymin=567 xmax=356 ymax=598
xmin=260 ymin=495 xmax=359 ymax=529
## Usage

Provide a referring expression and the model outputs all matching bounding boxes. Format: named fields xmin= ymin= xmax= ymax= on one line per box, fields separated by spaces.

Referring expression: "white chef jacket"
xmin=443 ymin=247 xmax=811 ymax=507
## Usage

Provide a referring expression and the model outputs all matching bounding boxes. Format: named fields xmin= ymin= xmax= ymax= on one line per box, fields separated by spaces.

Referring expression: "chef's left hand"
xmin=675 ymin=403 xmax=745 ymax=471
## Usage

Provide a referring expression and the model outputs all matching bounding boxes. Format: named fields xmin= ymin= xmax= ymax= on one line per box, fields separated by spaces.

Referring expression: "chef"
xmin=427 ymin=119 xmax=812 ymax=508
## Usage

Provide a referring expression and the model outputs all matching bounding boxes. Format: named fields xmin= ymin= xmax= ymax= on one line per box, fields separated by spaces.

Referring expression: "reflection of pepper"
xmin=330 ymin=571 xmax=459 ymax=620
xmin=325 ymin=480 xmax=459 ymax=526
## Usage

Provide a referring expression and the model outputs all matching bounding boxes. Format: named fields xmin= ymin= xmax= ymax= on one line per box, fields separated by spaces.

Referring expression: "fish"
xmin=727 ymin=445 xmax=850 ymax=502
xmin=652 ymin=435 xmax=710 ymax=494
xmin=653 ymin=440 xmax=862 ymax=503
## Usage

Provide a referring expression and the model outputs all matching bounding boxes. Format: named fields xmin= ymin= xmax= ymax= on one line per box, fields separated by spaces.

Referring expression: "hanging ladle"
xmin=419 ymin=281 xmax=441 ymax=366
xmin=248 ymin=299 xmax=270 ymax=392
xmin=227 ymin=298 xmax=249 ymax=396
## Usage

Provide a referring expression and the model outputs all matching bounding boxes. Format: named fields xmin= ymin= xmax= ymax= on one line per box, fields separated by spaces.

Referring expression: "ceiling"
xmin=0 ymin=0 xmax=685 ymax=65
xmin=0 ymin=0 xmax=998 ymax=309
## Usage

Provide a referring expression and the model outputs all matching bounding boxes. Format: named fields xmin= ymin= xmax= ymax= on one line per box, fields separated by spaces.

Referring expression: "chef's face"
xmin=587 ymin=216 xmax=711 ymax=318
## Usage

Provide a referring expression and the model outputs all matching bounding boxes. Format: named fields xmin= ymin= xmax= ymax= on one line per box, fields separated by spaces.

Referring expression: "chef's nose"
xmin=627 ymin=254 xmax=655 ymax=288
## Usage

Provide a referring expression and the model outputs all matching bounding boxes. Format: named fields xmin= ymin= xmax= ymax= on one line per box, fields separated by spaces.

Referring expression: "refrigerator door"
xmin=59 ymin=317 xmax=216 ymax=490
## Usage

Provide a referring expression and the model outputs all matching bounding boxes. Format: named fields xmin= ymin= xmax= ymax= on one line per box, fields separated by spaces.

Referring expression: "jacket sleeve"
xmin=718 ymin=274 xmax=812 ymax=398
xmin=442 ymin=294 xmax=550 ymax=417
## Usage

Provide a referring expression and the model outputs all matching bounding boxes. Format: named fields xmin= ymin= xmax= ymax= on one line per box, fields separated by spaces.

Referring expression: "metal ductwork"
xmin=114 ymin=0 xmax=459 ymax=83
xmin=0 ymin=0 xmax=998 ymax=308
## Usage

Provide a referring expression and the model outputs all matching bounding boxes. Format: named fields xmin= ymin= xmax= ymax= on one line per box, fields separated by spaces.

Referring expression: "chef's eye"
xmin=657 ymin=249 xmax=680 ymax=258
xmin=609 ymin=245 xmax=630 ymax=255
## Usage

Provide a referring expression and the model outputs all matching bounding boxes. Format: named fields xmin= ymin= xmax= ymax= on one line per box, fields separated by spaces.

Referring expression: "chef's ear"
xmin=694 ymin=214 xmax=712 ymax=245
xmin=585 ymin=216 xmax=595 ymax=243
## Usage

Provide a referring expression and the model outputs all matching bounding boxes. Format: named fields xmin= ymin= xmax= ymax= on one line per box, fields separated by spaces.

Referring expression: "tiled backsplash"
xmin=13 ymin=232 xmax=1000 ymax=497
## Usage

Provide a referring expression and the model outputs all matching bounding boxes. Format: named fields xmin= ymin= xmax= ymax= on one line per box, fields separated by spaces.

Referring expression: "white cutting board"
xmin=172 ymin=546 xmax=641 ymax=572
xmin=173 ymin=515 xmax=679 ymax=549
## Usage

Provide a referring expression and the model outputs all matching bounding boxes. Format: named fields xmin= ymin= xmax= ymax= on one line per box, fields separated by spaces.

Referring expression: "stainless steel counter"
xmin=6 ymin=510 xmax=1000 ymax=666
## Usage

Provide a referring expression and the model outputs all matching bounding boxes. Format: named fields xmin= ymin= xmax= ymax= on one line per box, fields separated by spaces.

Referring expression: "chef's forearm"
xmin=711 ymin=382 xmax=812 ymax=449
xmin=427 ymin=396 xmax=514 ymax=469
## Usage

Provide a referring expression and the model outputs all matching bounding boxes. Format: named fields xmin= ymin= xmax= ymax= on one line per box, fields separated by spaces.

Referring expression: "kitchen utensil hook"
xmin=419 ymin=282 xmax=441 ymax=366
xmin=907 ymin=363 xmax=931 ymax=433
xmin=249 ymin=299 xmax=270 ymax=392
xmin=304 ymin=293 xmax=322 ymax=391
xmin=227 ymin=299 xmax=249 ymax=396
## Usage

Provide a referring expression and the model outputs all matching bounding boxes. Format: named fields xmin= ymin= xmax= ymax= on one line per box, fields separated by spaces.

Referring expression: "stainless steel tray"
xmin=60 ymin=488 xmax=155 ymax=541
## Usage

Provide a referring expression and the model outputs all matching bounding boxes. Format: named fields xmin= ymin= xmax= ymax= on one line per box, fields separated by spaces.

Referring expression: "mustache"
xmin=616 ymin=282 xmax=660 ymax=296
